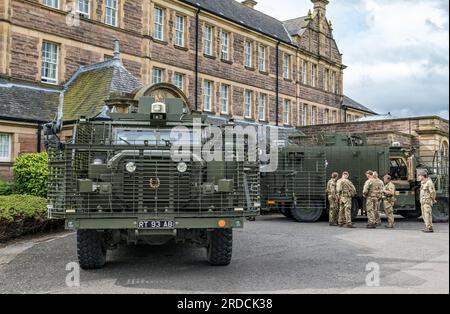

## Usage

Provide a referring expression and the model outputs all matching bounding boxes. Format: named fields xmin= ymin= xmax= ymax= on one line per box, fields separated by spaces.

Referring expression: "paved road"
xmin=0 ymin=215 xmax=448 ymax=294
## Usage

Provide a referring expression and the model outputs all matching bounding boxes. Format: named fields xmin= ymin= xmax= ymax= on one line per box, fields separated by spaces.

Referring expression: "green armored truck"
xmin=46 ymin=84 xmax=260 ymax=269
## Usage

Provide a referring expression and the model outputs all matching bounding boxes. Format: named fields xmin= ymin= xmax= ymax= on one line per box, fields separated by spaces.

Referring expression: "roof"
xmin=182 ymin=0 xmax=292 ymax=43
xmin=283 ymin=16 xmax=309 ymax=36
xmin=0 ymin=78 xmax=60 ymax=123
xmin=63 ymin=59 xmax=142 ymax=121
xmin=342 ymin=95 xmax=377 ymax=115
xmin=355 ymin=114 xmax=395 ymax=122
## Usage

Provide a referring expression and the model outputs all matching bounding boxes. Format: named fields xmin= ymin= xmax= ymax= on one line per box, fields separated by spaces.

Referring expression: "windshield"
xmin=114 ymin=129 xmax=201 ymax=146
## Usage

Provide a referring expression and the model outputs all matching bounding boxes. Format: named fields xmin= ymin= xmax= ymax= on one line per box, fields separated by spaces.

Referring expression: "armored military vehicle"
xmin=46 ymin=83 xmax=260 ymax=269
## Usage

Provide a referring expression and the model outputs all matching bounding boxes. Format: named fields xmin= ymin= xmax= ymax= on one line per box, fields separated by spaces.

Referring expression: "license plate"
xmin=138 ymin=220 xmax=175 ymax=230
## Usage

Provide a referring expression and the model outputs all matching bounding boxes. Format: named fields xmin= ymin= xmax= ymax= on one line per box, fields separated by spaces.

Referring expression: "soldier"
xmin=363 ymin=170 xmax=383 ymax=229
xmin=327 ymin=172 xmax=340 ymax=226
xmin=336 ymin=171 xmax=357 ymax=228
xmin=373 ymin=172 xmax=384 ymax=226
xmin=382 ymin=175 xmax=396 ymax=228
xmin=418 ymin=170 xmax=436 ymax=233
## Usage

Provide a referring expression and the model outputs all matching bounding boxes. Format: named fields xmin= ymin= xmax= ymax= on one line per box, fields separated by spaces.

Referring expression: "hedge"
xmin=12 ymin=153 xmax=48 ymax=197
xmin=0 ymin=195 xmax=63 ymax=242
xmin=0 ymin=180 xmax=13 ymax=196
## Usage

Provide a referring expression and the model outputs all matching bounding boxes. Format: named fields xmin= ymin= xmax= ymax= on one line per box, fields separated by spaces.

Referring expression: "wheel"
xmin=278 ymin=201 xmax=293 ymax=218
xmin=351 ymin=198 xmax=360 ymax=220
xmin=433 ymin=197 xmax=449 ymax=223
xmin=207 ymin=229 xmax=233 ymax=266
xmin=290 ymin=200 xmax=324 ymax=222
xmin=77 ymin=230 xmax=107 ymax=270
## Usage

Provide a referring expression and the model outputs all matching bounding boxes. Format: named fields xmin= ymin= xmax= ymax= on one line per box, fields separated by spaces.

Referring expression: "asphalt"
xmin=0 ymin=215 xmax=448 ymax=294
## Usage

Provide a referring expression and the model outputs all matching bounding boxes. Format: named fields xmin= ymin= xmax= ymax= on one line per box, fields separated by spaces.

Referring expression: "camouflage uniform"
xmin=375 ymin=178 xmax=384 ymax=225
xmin=383 ymin=182 xmax=396 ymax=227
xmin=327 ymin=178 xmax=339 ymax=225
xmin=363 ymin=178 xmax=384 ymax=227
xmin=336 ymin=178 xmax=357 ymax=226
xmin=420 ymin=178 xmax=436 ymax=231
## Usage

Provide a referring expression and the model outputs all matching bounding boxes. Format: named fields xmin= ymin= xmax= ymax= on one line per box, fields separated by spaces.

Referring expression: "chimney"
xmin=311 ymin=0 xmax=329 ymax=15
xmin=242 ymin=0 xmax=257 ymax=9
xmin=113 ymin=40 xmax=120 ymax=61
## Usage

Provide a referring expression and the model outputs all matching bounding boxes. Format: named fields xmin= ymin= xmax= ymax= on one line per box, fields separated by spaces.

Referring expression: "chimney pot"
xmin=242 ymin=0 xmax=257 ymax=9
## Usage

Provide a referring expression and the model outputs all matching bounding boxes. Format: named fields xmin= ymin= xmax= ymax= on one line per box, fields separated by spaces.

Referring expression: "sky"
xmin=256 ymin=0 xmax=449 ymax=119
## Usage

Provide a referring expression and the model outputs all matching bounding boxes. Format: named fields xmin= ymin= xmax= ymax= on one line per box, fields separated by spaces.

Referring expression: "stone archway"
xmin=132 ymin=83 xmax=192 ymax=113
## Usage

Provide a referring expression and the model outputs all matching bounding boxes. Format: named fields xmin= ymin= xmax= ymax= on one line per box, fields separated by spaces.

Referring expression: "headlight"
xmin=177 ymin=162 xmax=188 ymax=173
xmin=126 ymin=162 xmax=137 ymax=173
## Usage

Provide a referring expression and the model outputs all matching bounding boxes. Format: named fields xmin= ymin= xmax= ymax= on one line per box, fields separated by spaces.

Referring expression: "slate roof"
xmin=283 ymin=16 xmax=309 ymax=36
xmin=181 ymin=0 xmax=292 ymax=43
xmin=342 ymin=95 xmax=377 ymax=115
xmin=0 ymin=78 xmax=60 ymax=123
xmin=63 ymin=59 xmax=142 ymax=121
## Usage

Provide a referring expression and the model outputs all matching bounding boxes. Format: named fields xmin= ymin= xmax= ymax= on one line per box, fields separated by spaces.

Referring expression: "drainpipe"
xmin=195 ymin=8 xmax=201 ymax=111
xmin=276 ymin=41 xmax=280 ymax=126
xmin=36 ymin=124 xmax=43 ymax=153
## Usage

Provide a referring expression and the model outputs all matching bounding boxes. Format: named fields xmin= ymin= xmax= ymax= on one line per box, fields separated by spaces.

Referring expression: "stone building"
xmin=0 ymin=0 xmax=375 ymax=180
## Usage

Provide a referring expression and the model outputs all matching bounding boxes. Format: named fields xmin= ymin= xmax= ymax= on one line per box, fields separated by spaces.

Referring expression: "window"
xmin=221 ymin=31 xmax=230 ymax=61
xmin=324 ymin=108 xmax=329 ymax=124
xmin=43 ymin=0 xmax=59 ymax=9
xmin=303 ymin=104 xmax=308 ymax=126
xmin=77 ymin=0 xmax=90 ymax=17
xmin=203 ymin=80 xmax=213 ymax=111
xmin=311 ymin=106 xmax=316 ymax=126
xmin=283 ymin=99 xmax=290 ymax=125
xmin=283 ymin=54 xmax=291 ymax=79
xmin=258 ymin=45 xmax=266 ymax=72
xmin=302 ymin=60 xmax=308 ymax=84
xmin=311 ymin=64 xmax=317 ymax=87
xmin=152 ymin=68 xmax=163 ymax=84
xmin=204 ymin=25 xmax=213 ymax=56
xmin=220 ymin=84 xmax=230 ymax=114
xmin=173 ymin=73 xmax=184 ymax=91
xmin=332 ymin=110 xmax=337 ymax=123
xmin=153 ymin=7 xmax=164 ymax=41
xmin=0 ymin=133 xmax=11 ymax=162
xmin=258 ymin=93 xmax=266 ymax=121
xmin=105 ymin=0 xmax=118 ymax=26
xmin=244 ymin=90 xmax=253 ymax=119
xmin=41 ymin=41 xmax=59 ymax=84
xmin=324 ymin=69 xmax=329 ymax=91
xmin=331 ymin=71 xmax=336 ymax=93
xmin=245 ymin=41 xmax=253 ymax=68
xmin=175 ymin=15 xmax=185 ymax=47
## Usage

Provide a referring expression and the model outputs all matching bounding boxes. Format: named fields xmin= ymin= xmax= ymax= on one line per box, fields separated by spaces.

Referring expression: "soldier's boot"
xmin=422 ymin=228 xmax=434 ymax=233
xmin=330 ymin=223 xmax=338 ymax=227
xmin=385 ymin=224 xmax=394 ymax=229
xmin=366 ymin=224 xmax=376 ymax=229
xmin=345 ymin=224 xmax=356 ymax=229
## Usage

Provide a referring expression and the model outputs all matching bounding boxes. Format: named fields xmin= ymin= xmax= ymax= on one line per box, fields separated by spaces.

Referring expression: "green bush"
xmin=0 ymin=180 xmax=14 ymax=196
xmin=13 ymin=152 xmax=48 ymax=197
xmin=0 ymin=195 xmax=47 ymax=223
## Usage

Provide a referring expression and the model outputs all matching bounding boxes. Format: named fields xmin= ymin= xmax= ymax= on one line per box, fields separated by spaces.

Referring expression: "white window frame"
xmin=41 ymin=41 xmax=59 ymax=84
xmin=258 ymin=45 xmax=266 ymax=72
xmin=283 ymin=54 xmax=291 ymax=80
xmin=244 ymin=90 xmax=253 ymax=119
xmin=221 ymin=31 xmax=230 ymax=61
xmin=220 ymin=84 xmax=230 ymax=114
xmin=284 ymin=99 xmax=290 ymax=125
xmin=105 ymin=0 xmax=118 ymax=27
xmin=43 ymin=0 xmax=59 ymax=9
xmin=77 ymin=0 xmax=90 ymax=17
xmin=173 ymin=73 xmax=184 ymax=91
xmin=0 ymin=133 xmax=12 ymax=163
xmin=311 ymin=63 xmax=317 ymax=87
xmin=204 ymin=25 xmax=213 ymax=56
xmin=152 ymin=68 xmax=164 ymax=84
xmin=153 ymin=7 xmax=164 ymax=41
xmin=175 ymin=15 xmax=185 ymax=47
xmin=258 ymin=94 xmax=266 ymax=121
xmin=203 ymin=80 xmax=213 ymax=112
xmin=244 ymin=41 xmax=253 ymax=68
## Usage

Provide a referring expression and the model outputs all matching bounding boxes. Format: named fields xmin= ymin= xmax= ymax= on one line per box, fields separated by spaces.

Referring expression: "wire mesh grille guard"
xmin=48 ymin=122 xmax=260 ymax=216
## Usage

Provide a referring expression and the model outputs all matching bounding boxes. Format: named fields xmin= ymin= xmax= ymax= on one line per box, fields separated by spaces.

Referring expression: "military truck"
xmin=46 ymin=83 xmax=260 ymax=269
xmin=279 ymin=134 xmax=449 ymax=223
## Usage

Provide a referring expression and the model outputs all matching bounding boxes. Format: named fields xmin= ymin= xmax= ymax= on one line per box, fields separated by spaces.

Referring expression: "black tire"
xmin=433 ymin=197 xmax=449 ymax=223
xmin=351 ymin=198 xmax=360 ymax=220
xmin=290 ymin=200 xmax=323 ymax=223
xmin=77 ymin=230 xmax=107 ymax=270
xmin=207 ymin=229 xmax=233 ymax=266
xmin=278 ymin=202 xmax=293 ymax=219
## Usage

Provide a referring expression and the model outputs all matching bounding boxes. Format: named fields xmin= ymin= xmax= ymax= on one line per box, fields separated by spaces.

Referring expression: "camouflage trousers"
xmin=328 ymin=195 xmax=339 ymax=225
xmin=339 ymin=197 xmax=353 ymax=225
xmin=366 ymin=198 xmax=379 ymax=226
xmin=421 ymin=201 xmax=434 ymax=230
xmin=383 ymin=200 xmax=395 ymax=226
xmin=375 ymin=199 xmax=382 ymax=225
